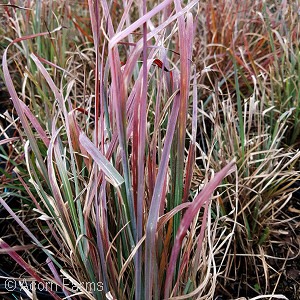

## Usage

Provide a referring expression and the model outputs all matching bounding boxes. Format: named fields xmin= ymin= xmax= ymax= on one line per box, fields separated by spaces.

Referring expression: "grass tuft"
xmin=0 ymin=1 xmax=299 ymax=299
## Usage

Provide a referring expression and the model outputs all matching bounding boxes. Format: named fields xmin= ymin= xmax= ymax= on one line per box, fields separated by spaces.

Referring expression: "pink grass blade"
xmin=157 ymin=202 xmax=191 ymax=232
xmin=134 ymin=2 xmax=149 ymax=298
xmin=99 ymin=0 xmax=116 ymax=37
xmin=116 ymin=0 xmax=135 ymax=34
xmin=68 ymin=110 xmax=91 ymax=170
xmin=145 ymin=92 xmax=180 ymax=299
xmin=88 ymin=0 xmax=100 ymax=46
xmin=79 ymin=132 xmax=124 ymax=187
xmin=94 ymin=180 xmax=111 ymax=293
xmin=164 ymin=161 xmax=236 ymax=298
xmin=0 ymin=239 xmax=62 ymax=300
xmin=30 ymin=52 xmax=82 ymax=201
xmin=19 ymin=100 xmax=50 ymax=147
xmin=0 ymin=137 xmax=18 ymax=146
xmin=183 ymin=72 xmax=198 ymax=203
xmin=0 ymin=197 xmax=62 ymax=269
xmin=101 ymin=0 xmax=138 ymax=240
xmin=29 ymin=53 xmax=65 ymax=110
xmin=191 ymin=72 xmax=198 ymax=145
xmin=29 ymin=53 xmax=78 ymax=167
xmin=87 ymin=6 xmax=110 ymax=293
xmin=15 ymin=172 xmax=62 ymax=247
xmin=172 ymin=8 xmax=195 ymax=238
xmin=109 ymin=0 xmax=173 ymax=50
xmin=2 ymin=31 xmax=64 ymax=181
xmin=182 ymin=145 xmax=195 ymax=203
xmin=46 ymin=257 xmax=70 ymax=298
xmin=0 ymin=244 xmax=36 ymax=253
xmin=123 ymin=0 xmax=198 ymax=88
xmin=31 ymin=53 xmax=76 ymax=78
xmin=88 ymin=0 xmax=101 ymax=148
xmin=108 ymin=44 xmax=137 ymax=242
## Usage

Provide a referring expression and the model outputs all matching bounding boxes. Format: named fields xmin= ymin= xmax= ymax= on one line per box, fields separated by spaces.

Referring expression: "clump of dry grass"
xmin=191 ymin=0 xmax=300 ymax=298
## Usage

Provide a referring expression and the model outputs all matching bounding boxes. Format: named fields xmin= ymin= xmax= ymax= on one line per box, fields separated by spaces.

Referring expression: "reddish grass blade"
xmin=153 ymin=58 xmax=174 ymax=89
xmin=164 ymin=161 xmax=236 ymax=298
xmin=88 ymin=0 xmax=101 ymax=149
xmin=0 ymin=137 xmax=18 ymax=146
xmin=18 ymin=100 xmax=50 ymax=147
xmin=15 ymin=172 xmax=62 ymax=247
xmin=171 ymin=7 xmax=195 ymax=276
xmin=182 ymin=145 xmax=195 ymax=203
xmin=145 ymin=92 xmax=180 ymax=299
xmin=0 ymin=197 xmax=62 ymax=268
xmin=122 ymin=0 xmax=198 ymax=87
xmin=134 ymin=2 xmax=149 ymax=297
xmin=108 ymin=32 xmax=137 ymax=243
xmin=29 ymin=53 xmax=65 ymax=110
xmin=46 ymin=257 xmax=70 ymax=298
xmin=68 ymin=110 xmax=91 ymax=171
xmin=2 ymin=29 xmax=64 ymax=181
xmin=79 ymin=132 xmax=124 ymax=187
xmin=0 ymin=244 xmax=36 ymax=253
xmin=183 ymin=72 xmax=198 ymax=203
xmin=0 ymin=239 xmax=62 ymax=300
xmin=109 ymin=0 xmax=173 ymax=49
xmin=31 ymin=53 xmax=75 ymax=78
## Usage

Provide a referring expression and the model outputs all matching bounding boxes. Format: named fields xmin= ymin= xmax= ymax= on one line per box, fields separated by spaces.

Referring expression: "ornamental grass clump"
xmin=1 ymin=1 xmax=299 ymax=299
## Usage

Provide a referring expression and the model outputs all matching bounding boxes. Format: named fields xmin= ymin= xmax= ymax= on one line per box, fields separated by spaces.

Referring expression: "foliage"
xmin=0 ymin=0 xmax=299 ymax=299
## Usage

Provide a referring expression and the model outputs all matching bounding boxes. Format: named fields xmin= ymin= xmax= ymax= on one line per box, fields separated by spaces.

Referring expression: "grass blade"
xmin=79 ymin=132 xmax=124 ymax=187
xmin=145 ymin=92 xmax=180 ymax=299
xmin=164 ymin=160 xmax=236 ymax=298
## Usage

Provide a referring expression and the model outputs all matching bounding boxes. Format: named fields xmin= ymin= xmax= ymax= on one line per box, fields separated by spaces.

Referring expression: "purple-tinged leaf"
xmin=2 ymin=30 xmax=64 ymax=181
xmin=79 ymin=132 xmax=124 ymax=187
xmin=145 ymin=92 xmax=180 ymax=299
xmin=182 ymin=146 xmax=195 ymax=203
xmin=0 ymin=239 xmax=62 ymax=300
xmin=0 ymin=196 xmax=63 ymax=269
xmin=32 ymin=53 xmax=75 ymax=78
xmin=123 ymin=0 xmax=198 ymax=87
xmin=116 ymin=0 xmax=135 ymax=34
xmin=172 ymin=4 xmax=195 ymax=272
xmin=19 ymin=100 xmax=50 ymax=147
xmin=0 ymin=196 xmax=43 ymax=250
xmin=157 ymin=202 xmax=191 ymax=232
xmin=0 ymin=244 xmax=35 ymax=253
xmin=164 ymin=161 xmax=236 ymax=298
xmin=109 ymin=0 xmax=173 ymax=50
xmin=0 ymin=137 xmax=18 ymax=146
xmin=15 ymin=173 xmax=62 ymax=246
xmin=46 ymin=257 xmax=70 ymax=298
xmin=135 ymin=2 xmax=148 ymax=297
xmin=30 ymin=54 xmax=65 ymax=110
xmin=183 ymin=71 xmax=198 ymax=203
